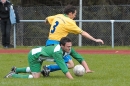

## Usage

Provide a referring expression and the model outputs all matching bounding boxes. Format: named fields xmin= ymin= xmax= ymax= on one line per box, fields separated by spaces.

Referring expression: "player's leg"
xmin=4 ymin=66 xmax=33 ymax=78
xmin=4 ymin=62 xmax=42 ymax=78
xmin=14 ymin=66 xmax=31 ymax=74
xmin=47 ymin=55 xmax=74 ymax=71
xmin=12 ymin=60 xmax=42 ymax=79
xmin=4 ymin=53 xmax=42 ymax=78
xmin=41 ymin=55 xmax=74 ymax=75
xmin=28 ymin=59 xmax=42 ymax=78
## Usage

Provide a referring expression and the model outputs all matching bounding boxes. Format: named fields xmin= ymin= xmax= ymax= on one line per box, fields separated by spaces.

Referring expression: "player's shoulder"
xmin=55 ymin=14 xmax=64 ymax=17
xmin=54 ymin=44 xmax=61 ymax=52
xmin=70 ymin=48 xmax=79 ymax=55
xmin=63 ymin=16 xmax=75 ymax=23
xmin=51 ymin=14 xmax=64 ymax=19
xmin=65 ymin=18 xmax=76 ymax=25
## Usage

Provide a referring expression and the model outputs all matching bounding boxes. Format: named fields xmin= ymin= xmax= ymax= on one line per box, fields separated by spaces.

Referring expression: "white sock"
xmin=28 ymin=75 xmax=33 ymax=78
xmin=26 ymin=67 xmax=31 ymax=72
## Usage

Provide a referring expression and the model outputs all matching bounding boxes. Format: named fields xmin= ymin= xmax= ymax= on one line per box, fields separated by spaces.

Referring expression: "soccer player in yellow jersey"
xmin=41 ymin=5 xmax=104 ymax=76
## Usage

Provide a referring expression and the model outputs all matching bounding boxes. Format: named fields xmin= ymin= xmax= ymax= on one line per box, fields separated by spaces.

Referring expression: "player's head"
xmin=64 ymin=5 xmax=77 ymax=19
xmin=60 ymin=37 xmax=72 ymax=53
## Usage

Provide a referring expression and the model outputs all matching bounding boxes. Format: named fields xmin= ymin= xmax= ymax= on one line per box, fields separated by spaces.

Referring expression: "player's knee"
xmin=33 ymin=75 xmax=40 ymax=78
xmin=31 ymin=73 xmax=41 ymax=78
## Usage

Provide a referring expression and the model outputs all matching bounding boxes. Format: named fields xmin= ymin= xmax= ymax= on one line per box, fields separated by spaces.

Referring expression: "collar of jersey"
xmin=63 ymin=14 xmax=68 ymax=17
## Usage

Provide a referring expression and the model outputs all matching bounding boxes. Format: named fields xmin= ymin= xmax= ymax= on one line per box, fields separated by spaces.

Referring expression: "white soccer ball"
xmin=73 ymin=65 xmax=85 ymax=76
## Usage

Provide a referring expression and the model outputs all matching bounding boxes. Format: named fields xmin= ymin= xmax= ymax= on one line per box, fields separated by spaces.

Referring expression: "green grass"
xmin=73 ymin=45 xmax=130 ymax=50
xmin=0 ymin=54 xmax=130 ymax=86
xmin=1 ymin=45 xmax=130 ymax=50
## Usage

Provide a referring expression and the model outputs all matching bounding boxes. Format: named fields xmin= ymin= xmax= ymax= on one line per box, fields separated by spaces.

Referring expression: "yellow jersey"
xmin=47 ymin=14 xmax=83 ymax=41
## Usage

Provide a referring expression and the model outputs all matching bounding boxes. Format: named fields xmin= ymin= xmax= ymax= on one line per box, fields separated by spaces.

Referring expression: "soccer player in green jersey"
xmin=4 ymin=37 xmax=92 ymax=79
xmin=42 ymin=5 xmax=104 ymax=76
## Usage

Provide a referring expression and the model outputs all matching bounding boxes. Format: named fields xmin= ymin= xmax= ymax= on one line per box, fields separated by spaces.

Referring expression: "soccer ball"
xmin=73 ymin=65 xmax=85 ymax=76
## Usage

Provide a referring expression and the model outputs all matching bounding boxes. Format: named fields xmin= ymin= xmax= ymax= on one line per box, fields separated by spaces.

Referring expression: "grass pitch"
xmin=0 ymin=54 xmax=130 ymax=86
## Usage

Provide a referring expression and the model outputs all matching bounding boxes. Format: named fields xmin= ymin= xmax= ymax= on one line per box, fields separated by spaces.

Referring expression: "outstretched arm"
xmin=81 ymin=60 xmax=94 ymax=73
xmin=65 ymin=72 xmax=73 ymax=79
xmin=81 ymin=31 xmax=104 ymax=44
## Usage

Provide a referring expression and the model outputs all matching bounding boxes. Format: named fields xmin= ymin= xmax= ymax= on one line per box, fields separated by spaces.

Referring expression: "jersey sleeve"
xmin=70 ymin=48 xmax=84 ymax=63
xmin=65 ymin=20 xmax=83 ymax=34
xmin=47 ymin=15 xmax=56 ymax=25
xmin=52 ymin=51 xmax=69 ymax=74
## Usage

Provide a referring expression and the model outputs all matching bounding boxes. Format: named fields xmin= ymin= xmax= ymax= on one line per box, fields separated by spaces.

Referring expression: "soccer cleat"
xmin=41 ymin=65 xmax=50 ymax=77
xmin=4 ymin=67 xmax=16 ymax=78
xmin=4 ymin=71 xmax=15 ymax=78
xmin=11 ymin=66 xmax=17 ymax=73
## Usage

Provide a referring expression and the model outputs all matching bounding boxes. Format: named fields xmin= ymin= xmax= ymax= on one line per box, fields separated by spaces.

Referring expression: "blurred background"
xmin=1 ymin=0 xmax=130 ymax=47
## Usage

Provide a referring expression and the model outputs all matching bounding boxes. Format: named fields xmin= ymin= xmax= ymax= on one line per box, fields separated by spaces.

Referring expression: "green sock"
xmin=12 ymin=74 xmax=30 ymax=78
xmin=16 ymin=67 xmax=27 ymax=73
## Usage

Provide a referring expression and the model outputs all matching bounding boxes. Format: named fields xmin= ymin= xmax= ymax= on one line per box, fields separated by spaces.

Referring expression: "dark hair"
xmin=64 ymin=5 xmax=76 ymax=14
xmin=60 ymin=37 xmax=72 ymax=46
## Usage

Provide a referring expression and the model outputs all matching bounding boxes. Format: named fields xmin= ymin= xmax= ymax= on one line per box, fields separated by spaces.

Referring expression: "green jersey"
xmin=30 ymin=44 xmax=84 ymax=74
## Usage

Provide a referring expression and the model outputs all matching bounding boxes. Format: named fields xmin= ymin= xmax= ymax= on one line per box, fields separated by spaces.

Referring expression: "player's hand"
xmin=95 ymin=39 xmax=104 ymax=44
xmin=86 ymin=70 xmax=94 ymax=73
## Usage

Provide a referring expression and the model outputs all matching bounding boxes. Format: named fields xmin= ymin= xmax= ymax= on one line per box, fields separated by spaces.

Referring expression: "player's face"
xmin=61 ymin=42 xmax=72 ymax=53
xmin=69 ymin=10 xmax=77 ymax=19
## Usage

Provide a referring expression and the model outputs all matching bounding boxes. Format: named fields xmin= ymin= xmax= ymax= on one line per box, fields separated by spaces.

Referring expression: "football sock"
xmin=47 ymin=64 xmax=68 ymax=72
xmin=12 ymin=74 xmax=33 ymax=78
xmin=16 ymin=67 xmax=31 ymax=73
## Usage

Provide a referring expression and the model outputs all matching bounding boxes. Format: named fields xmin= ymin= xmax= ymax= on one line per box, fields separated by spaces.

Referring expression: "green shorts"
xmin=28 ymin=52 xmax=42 ymax=73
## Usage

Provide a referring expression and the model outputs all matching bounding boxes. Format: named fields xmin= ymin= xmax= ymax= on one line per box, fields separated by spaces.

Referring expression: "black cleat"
xmin=41 ymin=65 xmax=50 ymax=77
xmin=11 ymin=66 xmax=17 ymax=73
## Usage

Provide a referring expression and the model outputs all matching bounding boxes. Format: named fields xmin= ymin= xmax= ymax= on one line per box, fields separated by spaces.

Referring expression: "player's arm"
xmin=81 ymin=31 xmax=104 ymax=44
xmin=45 ymin=16 xmax=56 ymax=24
xmin=70 ymin=48 xmax=93 ymax=73
xmin=65 ymin=20 xmax=104 ymax=44
xmin=65 ymin=72 xmax=73 ymax=79
xmin=81 ymin=60 xmax=94 ymax=73
xmin=52 ymin=52 xmax=73 ymax=79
